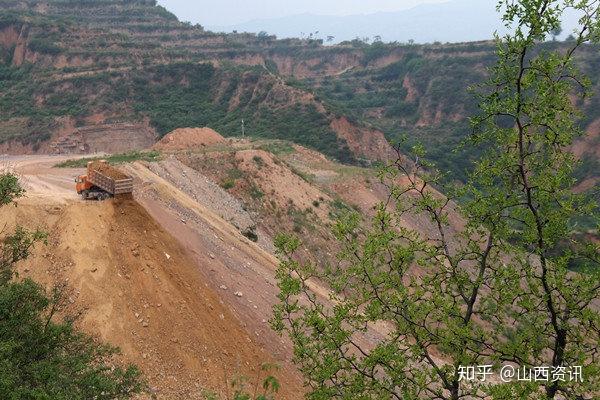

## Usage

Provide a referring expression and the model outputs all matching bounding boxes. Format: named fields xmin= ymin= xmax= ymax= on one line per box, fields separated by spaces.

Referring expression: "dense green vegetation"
xmin=55 ymin=150 xmax=161 ymax=168
xmin=0 ymin=63 xmax=85 ymax=146
xmin=307 ymin=52 xmax=493 ymax=182
xmin=97 ymin=62 xmax=355 ymax=163
xmin=275 ymin=2 xmax=600 ymax=399
xmin=304 ymin=42 xmax=600 ymax=184
xmin=0 ymin=49 xmax=354 ymax=161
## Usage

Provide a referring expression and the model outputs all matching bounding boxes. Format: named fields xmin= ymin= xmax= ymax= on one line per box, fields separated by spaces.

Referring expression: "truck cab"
xmin=75 ymin=175 xmax=111 ymax=200
xmin=75 ymin=175 xmax=92 ymax=194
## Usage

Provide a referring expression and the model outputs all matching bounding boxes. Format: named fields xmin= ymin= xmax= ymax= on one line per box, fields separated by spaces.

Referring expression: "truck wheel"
xmin=81 ymin=190 xmax=89 ymax=200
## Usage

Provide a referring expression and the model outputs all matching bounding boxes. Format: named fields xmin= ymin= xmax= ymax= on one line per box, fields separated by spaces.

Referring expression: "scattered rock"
xmin=219 ymin=285 xmax=228 ymax=290
xmin=234 ymin=291 xmax=243 ymax=298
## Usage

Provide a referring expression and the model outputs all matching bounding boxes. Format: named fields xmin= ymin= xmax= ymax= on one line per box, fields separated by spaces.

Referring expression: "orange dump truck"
xmin=75 ymin=160 xmax=133 ymax=200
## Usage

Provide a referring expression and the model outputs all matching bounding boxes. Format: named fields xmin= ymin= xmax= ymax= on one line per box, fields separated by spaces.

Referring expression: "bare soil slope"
xmin=3 ymin=195 xmax=303 ymax=399
xmin=1 ymin=148 xmax=459 ymax=399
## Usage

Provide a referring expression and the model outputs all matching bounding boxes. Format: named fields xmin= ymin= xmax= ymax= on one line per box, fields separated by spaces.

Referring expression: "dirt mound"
xmin=330 ymin=117 xmax=395 ymax=161
xmin=6 ymin=197 xmax=302 ymax=399
xmin=235 ymin=149 xmax=332 ymax=219
xmin=90 ymin=161 xmax=129 ymax=180
xmin=153 ymin=128 xmax=225 ymax=151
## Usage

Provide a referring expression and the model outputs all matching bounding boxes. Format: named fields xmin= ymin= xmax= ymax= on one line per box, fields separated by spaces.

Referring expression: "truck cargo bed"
xmin=87 ymin=161 xmax=133 ymax=195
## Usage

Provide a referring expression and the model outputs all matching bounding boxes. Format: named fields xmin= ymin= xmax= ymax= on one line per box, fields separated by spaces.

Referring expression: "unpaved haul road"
xmin=0 ymin=154 xmax=90 ymax=201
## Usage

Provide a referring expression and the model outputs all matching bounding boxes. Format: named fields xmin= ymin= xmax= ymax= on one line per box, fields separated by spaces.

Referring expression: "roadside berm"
xmin=4 ymin=195 xmax=303 ymax=399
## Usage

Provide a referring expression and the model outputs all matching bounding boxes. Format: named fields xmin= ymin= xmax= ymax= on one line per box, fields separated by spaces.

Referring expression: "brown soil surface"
xmin=153 ymin=127 xmax=225 ymax=151
xmin=574 ymin=118 xmax=600 ymax=157
xmin=5 ymin=196 xmax=303 ymax=400
xmin=574 ymin=177 xmax=599 ymax=193
xmin=1 ymin=155 xmax=305 ymax=399
xmin=330 ymin=117 xmax=395 ymax=161
xmin=235 ymin=149 xmax=332 ymax=220
xmin=2 ymin=149 xmax=460 ymax=399
xmin=91 ymin=160 xmax=129 ymax=180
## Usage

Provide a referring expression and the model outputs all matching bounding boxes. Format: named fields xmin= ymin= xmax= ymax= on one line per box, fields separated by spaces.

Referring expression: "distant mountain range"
xmin=206 ymin=0 xmax=581 ymax=44
xmin=207 ymin=0 xmax=507 ymax=44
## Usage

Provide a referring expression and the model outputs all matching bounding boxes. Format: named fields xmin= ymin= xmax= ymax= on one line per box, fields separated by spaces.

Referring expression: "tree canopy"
xmin=273 ymin=1 xmax=600 ymax=399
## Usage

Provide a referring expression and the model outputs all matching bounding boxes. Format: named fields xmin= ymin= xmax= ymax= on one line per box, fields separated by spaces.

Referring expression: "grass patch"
xmin=55 ymin=150 xmax=161 ymax=168
xmin=287 ymin=206 xmax=315 ymax=233
xmin=328 ymin=197 xmax=359 ymax=219
xmin=258 ymin=140 xmax=295 ymax=156
xmin=252 ymin=155 xmax=265 ymax=168
xmin=220 ymin=178 xmax=236 ymax=190
xmin=220 ymin=167 xmax=245 ymax=190
xmin=249 ymin=183 xmax=264 ymax=199
xmin=289 ymin=166 xmax=315 ymax=184
xmin=227 ymin=167 xmax=244 ymax=179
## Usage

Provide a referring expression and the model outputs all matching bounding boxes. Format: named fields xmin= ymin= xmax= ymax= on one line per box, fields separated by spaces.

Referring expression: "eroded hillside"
xmin=1 ymin=0 xmax=598 ymax=193
xmin=0 ymin=0 xmax=394 ymax=163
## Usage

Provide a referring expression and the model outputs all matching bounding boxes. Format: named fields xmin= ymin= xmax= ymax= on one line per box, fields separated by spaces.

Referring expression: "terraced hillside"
xmin=1 ymin=0 xmax=599 ymax=193
xmin=300 ymin=41 xmax=600 ymax=186
xmin=0 ymin=0 xmax=392 ymax=163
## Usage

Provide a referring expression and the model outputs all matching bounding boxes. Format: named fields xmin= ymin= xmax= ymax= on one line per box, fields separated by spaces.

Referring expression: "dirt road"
xmin=1 ymin=154 xmax=85 ymax=201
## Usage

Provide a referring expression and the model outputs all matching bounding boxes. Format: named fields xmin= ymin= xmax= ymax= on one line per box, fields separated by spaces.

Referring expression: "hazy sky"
xmin=157 ymin=0 xmax=449 ymax=26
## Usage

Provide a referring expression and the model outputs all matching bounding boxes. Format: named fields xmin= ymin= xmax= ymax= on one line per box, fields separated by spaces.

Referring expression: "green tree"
xmin=272 ymin=1 xmax=600 ymax=399
xmin=203 ymin=364 xmax=281 ymax=400
xmin=0 ymin=173 xmax=144 ymax=399
xmin=231 ymin=363 xmax=281 ymax=400
xmin=551 ymin=25 xmax=563 ymax=40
